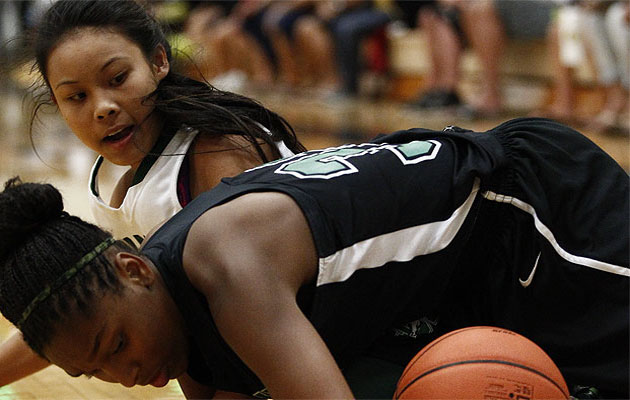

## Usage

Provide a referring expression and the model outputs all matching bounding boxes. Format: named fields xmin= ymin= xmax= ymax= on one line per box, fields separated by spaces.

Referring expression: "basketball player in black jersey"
xmin=0 ymin=118 xmax=627 ymax=399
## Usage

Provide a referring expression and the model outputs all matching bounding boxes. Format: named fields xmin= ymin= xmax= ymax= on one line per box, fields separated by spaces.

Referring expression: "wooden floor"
xmin=0 ymin=83 xmax=627 ymax=399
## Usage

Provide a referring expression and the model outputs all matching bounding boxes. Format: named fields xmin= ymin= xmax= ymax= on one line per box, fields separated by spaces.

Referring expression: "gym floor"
xmin=0 ymin=84 xmax=627 ymax=399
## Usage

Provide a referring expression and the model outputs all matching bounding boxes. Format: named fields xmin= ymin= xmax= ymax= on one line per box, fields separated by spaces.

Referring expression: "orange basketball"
xmin=394 ymin=326 xmax=570 ymax=400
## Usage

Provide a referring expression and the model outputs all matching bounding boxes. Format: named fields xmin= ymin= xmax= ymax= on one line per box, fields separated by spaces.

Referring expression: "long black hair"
xmin=0 ymin=178 xmax=132 ymax=356
xmin=30 ymin=0 xmax=305 ymax=162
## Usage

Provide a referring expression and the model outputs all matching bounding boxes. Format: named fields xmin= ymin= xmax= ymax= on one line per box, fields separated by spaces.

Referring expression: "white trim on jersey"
xmin=254 ymin=121 xmax=295 ymax=159
xmin=481 ymin=190 xmax=630 ymax=277
xmin=317 ymin=179 xmax=481 ymax=286
xmin=275 ymin=139 xmax=295 ymax=159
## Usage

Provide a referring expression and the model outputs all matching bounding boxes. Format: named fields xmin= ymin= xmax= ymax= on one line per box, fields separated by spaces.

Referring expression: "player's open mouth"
xmin=103 ymin=126 xmax=134 ymax=143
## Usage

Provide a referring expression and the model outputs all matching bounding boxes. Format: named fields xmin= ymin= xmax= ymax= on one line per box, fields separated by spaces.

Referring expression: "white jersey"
xmin=88 ymin=125 xmax=295 ymax=239
xmin=88 ymin=126 xmax=198 ymax=239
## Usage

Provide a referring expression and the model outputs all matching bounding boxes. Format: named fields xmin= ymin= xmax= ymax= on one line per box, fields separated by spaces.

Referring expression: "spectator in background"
xmin=409 ymin=0 xmax=553 ymax=117
xmin=235 ymin=0 xmax=278 ymax=86
xmin=317 ymin=0 xmax=392 ymax=98
xmin=262 ymin=0 xmax=338 ymax=93
xmin=582 ymin=1 xmax=629 ymax=134
xmin=180 ymin=1 xmax=238 ymax=83
xmin=262 ymin=0 xmax=312 ymax=88
xmin=183 ymin=0 xmax=277 ymax=90
xmin=291 ymin=3 xmax=340 ymax=94
xmin=402 ymin=1 xmax=469 ymax=109
xmin=535 ymin=0 xmax=628 ymax=134
xmin=534 ymin=1 xmax=582 ymax=124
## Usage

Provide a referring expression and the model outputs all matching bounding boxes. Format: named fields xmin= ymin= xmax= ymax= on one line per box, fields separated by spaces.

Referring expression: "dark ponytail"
xmin=0 ymin=178 xmax=131 ymax=356
xmin=152 ymin=73 xmax=304 ymax=161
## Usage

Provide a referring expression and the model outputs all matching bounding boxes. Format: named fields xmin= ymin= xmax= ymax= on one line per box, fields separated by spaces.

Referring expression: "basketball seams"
xmin=395 ymin=326 xmax=489 ymax=396
xmin=396 ymin=359 xmax=569 ymax=399
xmin=394 ymin=327 xmax=569 ymax=399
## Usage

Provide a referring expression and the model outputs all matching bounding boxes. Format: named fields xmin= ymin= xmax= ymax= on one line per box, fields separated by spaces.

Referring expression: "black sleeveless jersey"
xmin=142 ymin=118 xmax=629 ymax=397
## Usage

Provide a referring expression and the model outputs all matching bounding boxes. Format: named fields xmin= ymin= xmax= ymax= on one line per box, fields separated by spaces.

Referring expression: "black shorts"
xmin=446 ymin=118 xmax=629 ymax=398
xmin=353 ymin=118 xmax=629 ymax=399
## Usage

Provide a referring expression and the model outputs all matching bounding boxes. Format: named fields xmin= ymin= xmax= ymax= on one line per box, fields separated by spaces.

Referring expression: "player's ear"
xmin=113 ymin=252 xmax=155 ymax=289
xmin=151 ymin=44 xmax=169 ymax=81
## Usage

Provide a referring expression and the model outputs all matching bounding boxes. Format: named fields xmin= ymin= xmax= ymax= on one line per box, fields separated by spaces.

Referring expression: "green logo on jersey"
xmin=274 ymin=140 xmax=441 ymax=179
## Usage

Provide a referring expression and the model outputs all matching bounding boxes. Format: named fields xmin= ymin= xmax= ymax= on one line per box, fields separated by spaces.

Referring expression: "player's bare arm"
xmin=183 ymin=192 xmax=354 ymax=399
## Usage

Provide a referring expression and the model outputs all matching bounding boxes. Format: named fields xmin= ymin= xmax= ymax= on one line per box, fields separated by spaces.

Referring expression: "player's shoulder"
xmin=182 ymin=190 xmax=308 ymax=293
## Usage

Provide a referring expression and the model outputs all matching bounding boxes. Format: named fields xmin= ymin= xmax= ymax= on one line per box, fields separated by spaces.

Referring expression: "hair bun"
xmin=0 ymin=177 xmax=65 ymax=262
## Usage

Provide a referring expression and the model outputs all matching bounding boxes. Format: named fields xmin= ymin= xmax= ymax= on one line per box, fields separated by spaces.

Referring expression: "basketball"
xmin=394 ymin=326 xmax=570 ymax=400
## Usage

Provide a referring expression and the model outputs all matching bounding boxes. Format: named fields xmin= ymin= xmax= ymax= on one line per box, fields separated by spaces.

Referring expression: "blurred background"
xmin=1 ymin=0 xmax=628 ymax=212
xmin=0 ymin=0 xmax=628 ymax=398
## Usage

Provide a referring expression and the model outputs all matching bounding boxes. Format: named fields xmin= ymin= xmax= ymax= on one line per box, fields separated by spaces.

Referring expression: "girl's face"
xmin=44 ymin=256 xmax=189 ymax=388
xmin=46 ymin=28 xmax=169 ymax=169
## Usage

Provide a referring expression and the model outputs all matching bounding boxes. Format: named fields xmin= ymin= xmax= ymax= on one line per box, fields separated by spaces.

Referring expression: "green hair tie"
xmin=16 ymin=237 xmax=116 ymax=329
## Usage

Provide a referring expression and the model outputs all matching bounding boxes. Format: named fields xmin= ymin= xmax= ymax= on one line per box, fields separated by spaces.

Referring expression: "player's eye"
xmin=67 ymin=92 xmax=86 ymax=102
xmin=111 ymin=72 xmax=127 ymax=86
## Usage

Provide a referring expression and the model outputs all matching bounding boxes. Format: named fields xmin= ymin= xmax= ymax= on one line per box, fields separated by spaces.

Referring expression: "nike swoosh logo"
xmin=520 ymin=252 xmax=541 ymax=288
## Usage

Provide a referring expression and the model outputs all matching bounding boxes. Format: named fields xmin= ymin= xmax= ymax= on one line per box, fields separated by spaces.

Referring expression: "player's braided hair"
xmin=0 ymin=178 xmax=132 ymax=356
xmin=29 ymin=0 xmax=305 ymax=162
